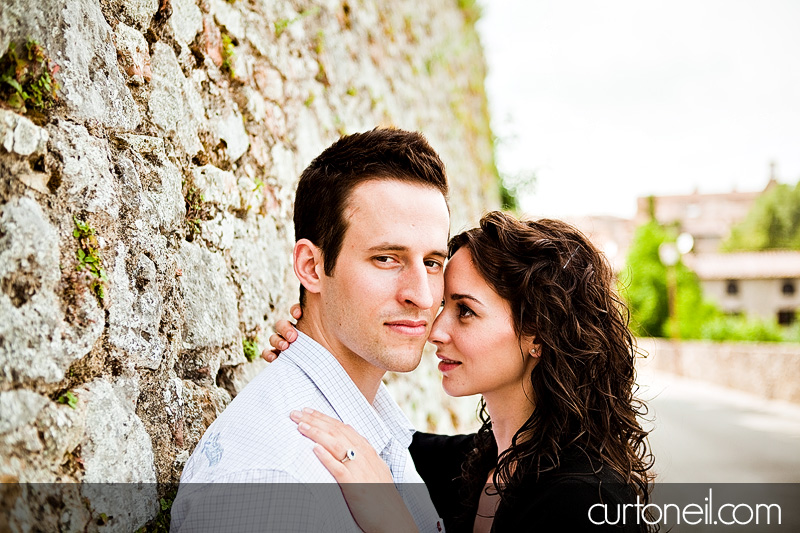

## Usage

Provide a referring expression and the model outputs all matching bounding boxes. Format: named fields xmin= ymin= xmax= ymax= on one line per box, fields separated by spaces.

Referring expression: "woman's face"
xmin=429 ymin=248 xmax=538 ymax=398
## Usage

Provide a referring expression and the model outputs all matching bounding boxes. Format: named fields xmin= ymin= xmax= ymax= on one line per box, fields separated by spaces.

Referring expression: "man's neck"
xmin=296 ymin=314 xmax=384 ymax=404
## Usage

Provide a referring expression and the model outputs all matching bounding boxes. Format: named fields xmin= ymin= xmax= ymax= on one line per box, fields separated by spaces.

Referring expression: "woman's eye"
xmin=457 ymin=303 xmax=475 ymax=319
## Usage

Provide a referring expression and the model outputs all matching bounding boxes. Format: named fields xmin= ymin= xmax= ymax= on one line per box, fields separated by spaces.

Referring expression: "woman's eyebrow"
xmin=450 ymin=293 xmax=483 ymax=306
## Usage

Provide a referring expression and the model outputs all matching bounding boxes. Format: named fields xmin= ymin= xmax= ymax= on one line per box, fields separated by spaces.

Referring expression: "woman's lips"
xmin=385 ymin=320 xmax=427 ymax=336
xmin=437 ymin=356 xmax=461 ymax=373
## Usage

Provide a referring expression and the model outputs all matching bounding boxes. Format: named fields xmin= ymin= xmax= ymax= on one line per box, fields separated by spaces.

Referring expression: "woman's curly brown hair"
xmin=450 ymin=211 xmax=655 ymax=509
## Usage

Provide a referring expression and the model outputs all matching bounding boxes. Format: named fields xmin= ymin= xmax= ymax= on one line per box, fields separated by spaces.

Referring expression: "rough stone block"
xmin=149 ymin=42 xmax=203 ymax=155
xmin=199 ymin=213 xmax=236 ymax=250
xmin=0 ymin=390 xmax=49 ymax=436
xmin=114 ymin=133 xmax=166 ymax=160
xmin=0 ymin=198 xmax=103 ymax=384
xmin=191 ymin=164 xmax=241 ymax=208
xmin=79 ymin=379 xmax=158 ymax=529
xmin=0 ymin=389 xmax=86 ymax=482
xmin=107 ymin=244 xmax=165 ymax=369
xmin=113 ymin=22 xmax=152 ymax=85
xmin=0 ymin=109 xmax=49 ymax=156
xmin=49 ymin=121 xmax=118 ymax=218
xmin=170 ymin=0 xmax=204 ymax=46
xmin=211 ymin=0 xmax=245 ymax=41
xmin=107 ymin=0 xmax=159 ymax=30
xmin=176 ymin=241 xmax=241 ymax=353
xmin=208 ymin=105 xmax=250 ymax=163
xmin=0 ymin=0 xmax=142 ymax=129
xmin=229 ymin=217 xmax=292 ymax=333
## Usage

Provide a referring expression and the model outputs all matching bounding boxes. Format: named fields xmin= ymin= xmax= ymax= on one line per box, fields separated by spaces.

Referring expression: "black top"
xmin=409 ymin=432 xmax=648 ymax=533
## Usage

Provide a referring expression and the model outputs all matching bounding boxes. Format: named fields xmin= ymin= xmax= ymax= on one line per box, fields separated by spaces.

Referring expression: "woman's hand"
xmin=290 ymin=408 xmax=419 ymax=533
xmin=260 ymin=304 xmax=302 ymax=362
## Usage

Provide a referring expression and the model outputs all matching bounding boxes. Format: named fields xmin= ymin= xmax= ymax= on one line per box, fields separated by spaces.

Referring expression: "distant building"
xmin=683 ymin=251 xmax=800 ymax=325
xmin=634 ymin=177 xmax=779 ymax=253
xmin=568 ymin=171 xmax=799 ymax=326
xmin=562 ymin=215 xmax=634 ymax=272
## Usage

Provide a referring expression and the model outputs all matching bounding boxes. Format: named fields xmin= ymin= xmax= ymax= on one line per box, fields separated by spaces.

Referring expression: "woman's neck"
xmin=484 ymin=385 xmax=535 ymax=456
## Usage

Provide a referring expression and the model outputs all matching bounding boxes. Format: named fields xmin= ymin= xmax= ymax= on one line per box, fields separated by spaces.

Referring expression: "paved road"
xmin=638 ymin=367 xmax=800 ymax=482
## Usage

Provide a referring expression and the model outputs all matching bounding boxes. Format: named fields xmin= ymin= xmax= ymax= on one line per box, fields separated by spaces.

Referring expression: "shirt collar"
xmin=280 ymin=331 xmax=416 ymax=452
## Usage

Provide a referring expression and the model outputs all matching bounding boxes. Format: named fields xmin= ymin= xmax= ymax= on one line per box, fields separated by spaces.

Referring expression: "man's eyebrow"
xmin=366 ymin=244 xmax=448 ymax=258
xmin=450 ymin=293 xmax=484 ymax=306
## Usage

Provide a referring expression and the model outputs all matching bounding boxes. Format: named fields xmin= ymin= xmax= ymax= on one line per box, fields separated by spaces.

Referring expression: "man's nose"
xmin=397 ymin=262 xmax=435 ymax=309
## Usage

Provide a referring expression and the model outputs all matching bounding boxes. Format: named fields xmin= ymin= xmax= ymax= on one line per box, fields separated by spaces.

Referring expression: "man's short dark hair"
xmin=294 ymin=127 xmax=449 ymax=302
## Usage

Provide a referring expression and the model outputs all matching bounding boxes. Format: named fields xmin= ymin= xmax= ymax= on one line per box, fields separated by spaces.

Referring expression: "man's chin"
xmin=380 ymin=345 xmax=425 ymax=373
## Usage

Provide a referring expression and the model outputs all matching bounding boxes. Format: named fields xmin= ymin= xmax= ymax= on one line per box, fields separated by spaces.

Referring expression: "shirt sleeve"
xmin=170 ymin=469 xmax=325 ymax=533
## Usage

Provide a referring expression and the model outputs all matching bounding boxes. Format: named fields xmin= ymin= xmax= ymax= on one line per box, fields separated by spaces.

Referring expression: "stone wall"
xmin=638 ymin=337 xmax=800 ymax=404
xmin=0 ymin=0 xmax=497 ymax=528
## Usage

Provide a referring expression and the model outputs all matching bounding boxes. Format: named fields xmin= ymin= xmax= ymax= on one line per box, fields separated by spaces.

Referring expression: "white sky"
xmin=477 ymin=0 xmax=800 ymax=219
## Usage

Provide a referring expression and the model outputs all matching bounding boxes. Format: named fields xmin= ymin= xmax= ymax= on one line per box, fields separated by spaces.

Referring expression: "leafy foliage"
xmin=57 ymin=391 xmax=78 ymax=409
xmin=623 ymin=220 xmax=799 ymax=342
xmin=183 ymin=181 xmax=212 ymax=241
xmin=220 ymin=33 xmax=235 ymax=77
xmin=723 ymin=180 xmax=800 ymax=251
xmin=73 ymin=216 xmax=107 ymax=300
xmin=0 ymin=39 xmax=60 ymax=113
xmin=498 ymin=170 xmax=536 ymax=213
xmin=457 ymin=0 xmax=483 ymax=25
xmin=242 ymin=337 xmax=260 ymax=362
xmin=136 ymin=489 xmax=177 ymax=532
xmin=621 ymin=221 xmax=669 ymax=337
xmin=274 ymin=7 xmax=320 ymax=37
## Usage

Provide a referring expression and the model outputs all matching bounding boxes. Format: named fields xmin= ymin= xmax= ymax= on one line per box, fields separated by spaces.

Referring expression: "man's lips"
xmin=384 ymin=320 xmax=428 ymax=336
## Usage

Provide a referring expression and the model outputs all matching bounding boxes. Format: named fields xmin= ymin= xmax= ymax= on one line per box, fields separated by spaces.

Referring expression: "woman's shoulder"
xmin=495 ymin=450 xmax=648 ymax=532
xmin=410 ymin=431 xmax=477 ymax=456
xmin=409 ymin=431 xmax=477 ymax=483
xmin=409 ymin=432 xmax=480 ymax=531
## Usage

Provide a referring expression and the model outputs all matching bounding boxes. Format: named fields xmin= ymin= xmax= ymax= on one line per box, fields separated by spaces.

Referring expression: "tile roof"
xmin=684 ymin=251 xmax=800 ymax=280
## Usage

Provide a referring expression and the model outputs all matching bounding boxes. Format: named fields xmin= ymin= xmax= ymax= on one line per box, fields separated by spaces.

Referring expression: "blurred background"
xmin=476 ymin=0 xmax=800 ymax=483
xmin=2 ymin=1 xmax=798 ymax=527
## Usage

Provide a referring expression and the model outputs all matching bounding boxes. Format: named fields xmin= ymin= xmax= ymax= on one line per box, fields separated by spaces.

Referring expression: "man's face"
xmin=319 ymin=179 xmax=450 ymax=374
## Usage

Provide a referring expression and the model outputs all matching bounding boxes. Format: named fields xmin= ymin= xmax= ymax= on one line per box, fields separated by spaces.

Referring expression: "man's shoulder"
xmin=179 ymin=359 xmax=336 ymax=484
xmin=170 ymin=468 xmax=359 ymax=533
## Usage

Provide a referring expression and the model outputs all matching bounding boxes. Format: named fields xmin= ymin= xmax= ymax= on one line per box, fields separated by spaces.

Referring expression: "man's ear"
xmin=294 ymin=239 xmax=324 ymax=294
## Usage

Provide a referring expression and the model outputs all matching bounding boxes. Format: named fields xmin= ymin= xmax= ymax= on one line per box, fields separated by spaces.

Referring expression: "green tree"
xmin=621 ymin=220 xmax=717 ymax=338
xmin=723 ymin=180 xmax=800 ymax=250
xmin=621 ymin=221 xmax=669 ymax=337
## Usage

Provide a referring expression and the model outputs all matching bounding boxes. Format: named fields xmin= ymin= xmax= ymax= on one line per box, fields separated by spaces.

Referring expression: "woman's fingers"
xmin=268 ymin=332 xmax=289 ymax=351
xmin=292 ymin=409 xmax=363 ymax=443
xmin=275 ymin=319 xmax=298 ymax=342
xmin=295 ymin=418 xmax=350 ymax=463
xmin=291 ymin=408 xmax=394 ymax=485
xmin=260 ymin=348 xmax=278 ymax=362
xmin=312 ymin=444 xmax=352 ymax=482
xmin=290 ymin=304 xmax=302 ymax=319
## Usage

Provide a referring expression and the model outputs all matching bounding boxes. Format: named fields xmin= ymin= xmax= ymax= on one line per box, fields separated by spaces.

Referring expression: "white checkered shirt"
xmin=171 ymin=332 xmax=443 ymax=532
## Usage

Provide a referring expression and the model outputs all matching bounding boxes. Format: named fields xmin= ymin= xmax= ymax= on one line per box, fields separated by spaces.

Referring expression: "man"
xmin=172 ymin=128 xmax=451 ymax=532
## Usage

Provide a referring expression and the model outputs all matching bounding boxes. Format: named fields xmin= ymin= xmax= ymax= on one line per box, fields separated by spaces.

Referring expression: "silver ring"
xmin=341 ymin=449 xmax=356 ymax=463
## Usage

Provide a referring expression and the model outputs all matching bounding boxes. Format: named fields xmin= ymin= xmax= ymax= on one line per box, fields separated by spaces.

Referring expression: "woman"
xmin=272 ymin=211 xmax=654 ymax=532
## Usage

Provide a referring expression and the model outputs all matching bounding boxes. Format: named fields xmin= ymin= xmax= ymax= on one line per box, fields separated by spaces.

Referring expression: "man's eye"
xmin=425 ymin=259 xmax=443 ymax=270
